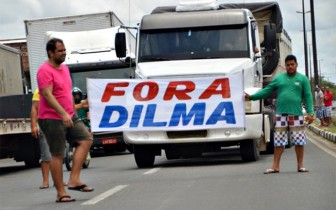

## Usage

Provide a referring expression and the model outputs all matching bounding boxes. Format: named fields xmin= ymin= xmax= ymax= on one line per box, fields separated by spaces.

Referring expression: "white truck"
xmin=0 ymin=44 xmax=40 ymax=167
xmin=115 ymin=1 xmax=292 ymax=168
xmin=25 ymin=11 xmax=135 ymax=92
xmin=25 ymin=12 xmax=136 ymax=154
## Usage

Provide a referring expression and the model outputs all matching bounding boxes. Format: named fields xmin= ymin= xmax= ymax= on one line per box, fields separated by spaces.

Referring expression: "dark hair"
xmin=285 ymin=54 xmax=297 ymax=63
xmin=46 ymin=38 xmax=64 ymax=58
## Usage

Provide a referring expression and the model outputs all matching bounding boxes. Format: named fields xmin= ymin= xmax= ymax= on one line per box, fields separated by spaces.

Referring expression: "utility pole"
xmin=297 ymin=0 xmax=309 ymax=77
xmin=310 ymin=0 xmax=319 ymax=86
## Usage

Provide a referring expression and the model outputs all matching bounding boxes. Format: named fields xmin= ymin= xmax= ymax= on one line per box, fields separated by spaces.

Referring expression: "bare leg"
xmin=67 ymin=140 xmax=92 ymax=188
xmin=328 ymin=117 xmax=333 ymax=126
xmin=271 ymin=146 xmax=285 ymax=171
xmin=319 ymin=118 xmax=326 ymax=126
xmin=295 ymin=145 xmax=305 ymax=169
xmin=40 ymin=161 xmax=50 ymax=188
xmin=50 ymin=155 xmax=73 ymax=201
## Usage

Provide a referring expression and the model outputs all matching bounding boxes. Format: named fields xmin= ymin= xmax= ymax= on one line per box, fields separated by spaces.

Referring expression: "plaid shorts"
xmin=274 ymin=114 xmax=307 ymax=147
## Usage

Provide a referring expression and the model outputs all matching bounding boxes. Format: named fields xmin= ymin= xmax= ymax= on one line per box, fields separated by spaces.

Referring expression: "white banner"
xmin=87 ymin=73 xmax=245 ymax=132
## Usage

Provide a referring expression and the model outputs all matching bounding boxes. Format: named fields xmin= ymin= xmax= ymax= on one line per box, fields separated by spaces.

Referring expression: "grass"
xmin=312 ymin=115 xmax=336 ymax=134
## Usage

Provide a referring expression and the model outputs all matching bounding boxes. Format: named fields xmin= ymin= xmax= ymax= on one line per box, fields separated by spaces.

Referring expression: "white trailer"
xmin=25 ymin=12 xmax=135 ymax=92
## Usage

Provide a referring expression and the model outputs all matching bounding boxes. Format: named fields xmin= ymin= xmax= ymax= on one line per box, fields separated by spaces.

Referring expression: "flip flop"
xmin=68 ymin=184 xmax=94 ymax=192
xmin=39 ymin=185 xmax=49 ymax=189
xmin=264 ymin=168 xmax=279 ymax=174
xmin=56 ymin=195 xmax=76 ymax=203
xmin=298 ymin=167 xmax=309 ymax=173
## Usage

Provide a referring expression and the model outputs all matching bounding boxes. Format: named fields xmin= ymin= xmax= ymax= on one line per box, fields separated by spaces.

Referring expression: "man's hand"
xmin=244 ymin=93 xmax=250 ymax=101
xmin=81 ymin=99 xmax=89 ymax=109
xmin=31 ymin=126 xmax=39 ymax=139
xmin=61 ymin=113 xmax=74 ymax=127
xmin=306 ymin=115 xmax=314 ymax=124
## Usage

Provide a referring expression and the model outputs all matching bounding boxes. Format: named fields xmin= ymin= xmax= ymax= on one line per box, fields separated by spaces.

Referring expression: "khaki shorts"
xmin=39 ymin=116 xmax=93 ymax=156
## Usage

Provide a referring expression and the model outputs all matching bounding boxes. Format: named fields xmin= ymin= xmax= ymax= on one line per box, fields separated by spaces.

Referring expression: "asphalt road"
xmin=0 ymin=130 xmax=335 ymax=210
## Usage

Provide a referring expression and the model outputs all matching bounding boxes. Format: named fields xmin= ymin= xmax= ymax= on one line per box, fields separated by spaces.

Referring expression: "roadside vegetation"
xmin=312 ymin=115 xmax=336 ymax=134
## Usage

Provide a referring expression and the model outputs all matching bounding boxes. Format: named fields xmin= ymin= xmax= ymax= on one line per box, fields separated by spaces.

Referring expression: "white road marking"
xmin=143 ymin=167 xmax=161 ymax=175
xmin=81 ymin=185 xmax=128 ymax=205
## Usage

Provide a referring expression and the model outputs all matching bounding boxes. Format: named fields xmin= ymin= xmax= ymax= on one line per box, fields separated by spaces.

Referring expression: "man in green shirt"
xmin=245 ymin=55 xmax=314 ymax=174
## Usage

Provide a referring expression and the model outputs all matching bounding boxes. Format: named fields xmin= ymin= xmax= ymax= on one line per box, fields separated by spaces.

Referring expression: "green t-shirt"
xmin=250 ymin=72 xmax=313 ymax=116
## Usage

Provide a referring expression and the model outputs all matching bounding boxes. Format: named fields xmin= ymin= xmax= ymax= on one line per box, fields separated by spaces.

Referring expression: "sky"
xmin=0 ymin=0 xmax=335 ymax=84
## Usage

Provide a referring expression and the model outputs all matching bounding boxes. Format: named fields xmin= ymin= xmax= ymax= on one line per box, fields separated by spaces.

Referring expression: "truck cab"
xmin=115 ymin=1 xmax=289 ymax=168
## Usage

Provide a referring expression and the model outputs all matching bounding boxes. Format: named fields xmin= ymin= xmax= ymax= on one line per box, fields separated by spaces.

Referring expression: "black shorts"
xmin=39 ymin=116 xmax=93 ymax=156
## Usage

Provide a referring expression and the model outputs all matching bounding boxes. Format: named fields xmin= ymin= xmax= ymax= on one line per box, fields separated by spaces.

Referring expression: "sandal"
xmin=264 ymin=168 xmax=279 ymax=174
xmin=56 ymin=195 xmax=76 ymax=203
xmin=298 ymin=167 xmax=309 ymax=173
xmin=68 ymin=184 xmax=94 ymax=192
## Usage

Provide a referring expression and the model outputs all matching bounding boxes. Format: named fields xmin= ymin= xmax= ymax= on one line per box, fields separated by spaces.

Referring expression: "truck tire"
xmin=134 ymin=145 xmax=155 ymax=168
xmin=23 ymin=138 xmax=40 ymax=168
xmin=240 ymin=139 xmax=259 ymax=162
xmin=262 ymin=51 xmax=279 ymax=75
xmin=264 ymin=24 xmax=276 ymax=50
xmin=24 ymin=155 xmax=40 ymax=168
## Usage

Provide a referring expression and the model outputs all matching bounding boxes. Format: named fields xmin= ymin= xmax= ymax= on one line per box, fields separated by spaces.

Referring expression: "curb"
xmin=306 ymin=124 xmax=336 ymax=143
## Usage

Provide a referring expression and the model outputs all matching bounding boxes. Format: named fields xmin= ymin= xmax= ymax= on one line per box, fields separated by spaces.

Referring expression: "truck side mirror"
xmin=264 ymin=23 xmax=276 ymax=51
xmin=115 ymin=32 xmax=127 ymax=58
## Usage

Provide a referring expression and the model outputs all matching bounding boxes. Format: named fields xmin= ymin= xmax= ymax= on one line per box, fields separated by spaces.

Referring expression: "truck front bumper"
xmin=123 ymin=114 xmax=263 ymax=144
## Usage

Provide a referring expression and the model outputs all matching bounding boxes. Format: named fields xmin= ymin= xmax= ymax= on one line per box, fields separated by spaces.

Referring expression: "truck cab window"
xmin=138 ymin=25 xmax=249 ymax=62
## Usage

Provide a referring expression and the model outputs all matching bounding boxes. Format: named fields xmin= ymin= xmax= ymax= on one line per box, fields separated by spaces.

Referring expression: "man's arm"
xmin=41 ymin=86 xmax=73 ymax=127
xmin=30 ymin=100 xmax=39 ymax=139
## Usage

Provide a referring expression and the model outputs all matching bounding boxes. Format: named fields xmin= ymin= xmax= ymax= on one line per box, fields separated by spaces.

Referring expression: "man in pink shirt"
xmin=323 ymin=86 xmax=334 ymax=126
xmin=37 ymin=38 xmax=93 ymax=203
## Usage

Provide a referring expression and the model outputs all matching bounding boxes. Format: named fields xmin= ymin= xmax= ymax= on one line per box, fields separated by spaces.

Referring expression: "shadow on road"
xmin=0 ymin=164 xmax=28 ymax=176
xmin=155 ymin=147 xmax=261 ymax=168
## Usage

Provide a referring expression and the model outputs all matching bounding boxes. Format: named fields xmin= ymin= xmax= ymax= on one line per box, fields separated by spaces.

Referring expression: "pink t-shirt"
xmin=37 ymin=62 xmax=75 ymax=120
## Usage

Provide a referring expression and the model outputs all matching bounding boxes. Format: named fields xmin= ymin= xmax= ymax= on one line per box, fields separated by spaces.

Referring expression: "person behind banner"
xmin=31 ymin=88 xmax=52 ymax=189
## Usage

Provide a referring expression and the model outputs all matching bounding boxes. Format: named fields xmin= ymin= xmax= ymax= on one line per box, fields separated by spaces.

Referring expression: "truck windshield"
xmin=70 ymin=67 xmax=133 ymax=95
xmin=138 ymin=25 xmax=249 ymax=62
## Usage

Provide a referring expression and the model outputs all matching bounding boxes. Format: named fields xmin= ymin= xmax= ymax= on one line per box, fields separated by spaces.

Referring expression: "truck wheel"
xmin=24 ymin=155 xmax=40 ymax=168
xmin=262 ymin=51 xmax=279 ymax=75
xmin=240 ymin=139 xmax=259 ymax=162
xmin=134 ymin=145 xmax=155 ymax=168
xmin=23 ymin=140 xmax=40 ymax=168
